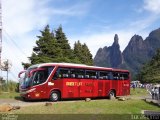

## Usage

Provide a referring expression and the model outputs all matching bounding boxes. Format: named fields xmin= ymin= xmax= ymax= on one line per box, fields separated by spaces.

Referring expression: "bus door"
xmin=56 ymin=68 xmax=79 ymax=98
xmin=79 ymin=70 xmax=96 ymax=98
xmin=31 ymin=67 xmax=52 ymax=99
xmin=117 ymin=73 xmax=124 ymax=96
xmin=112 ymin=72 xmax=129 ymax=96
xmin=121 ymin=73 xmax=130 ymax=95
xmin=112 ymin=72 xmax=119 ymax=95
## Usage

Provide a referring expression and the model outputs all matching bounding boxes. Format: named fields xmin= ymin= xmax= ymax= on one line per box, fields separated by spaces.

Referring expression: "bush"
xmin=0 ymin=80 xmax=18 ymax=92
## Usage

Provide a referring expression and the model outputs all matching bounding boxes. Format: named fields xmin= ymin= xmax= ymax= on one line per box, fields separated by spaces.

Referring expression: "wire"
xmin=2 ymin=36 xmax=24 ymax=71
xmin=3 ymin=29 xmax=28 ymax=57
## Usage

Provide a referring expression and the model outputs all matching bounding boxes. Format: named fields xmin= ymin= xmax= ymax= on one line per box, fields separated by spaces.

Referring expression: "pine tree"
xmin=139 ymin=49 xmax=160 ymax=83
xmin=55 ymin=25 xmax=74 ymax=61
xmin=73 ymin=41 xmax=93 ymax=65
xmin=22 ymin=25 xmax=93 ymax=69
xmin=81 ymin=43 xmax=93 ymax=65
xmin=73 ymin=40 xmax=82 ymax=61
xmin=29 ymin=25 xmax=58 ymax=64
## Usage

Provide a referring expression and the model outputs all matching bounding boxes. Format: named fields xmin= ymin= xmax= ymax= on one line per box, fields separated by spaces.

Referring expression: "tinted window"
xmin=112 ymin=72 xmax=129 ymax=80
xmin=57 ymin=68 xmax=70 ymax=78
xmin=119 ymin=73 xmax=129 ymax=80
xmin=32 ymin=66 xmax=54 ymax=85
xmin=99 ymin=71 xmax=109 ymax=80
xmin=85 ymin=70 xmax=97 ymax=79
xmin=113 ymin=72 xmax=120 ymax=80
xmin=70 ymin=69 xmax=84 ymax=78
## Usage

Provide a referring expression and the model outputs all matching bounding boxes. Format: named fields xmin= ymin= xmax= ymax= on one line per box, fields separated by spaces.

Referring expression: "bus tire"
xmin=108 ymin=90 xmax=115 ymax=100
xmin=50 ymin=91 xmax=60 ymax=102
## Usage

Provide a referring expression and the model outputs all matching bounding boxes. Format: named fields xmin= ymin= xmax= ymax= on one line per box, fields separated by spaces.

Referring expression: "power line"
xmin=3 ymin=35 xmax=26 ymax=73
xmin=3 ymin=29 xmax=28 ymax=57
xmin=2 ymin=36 xmax=26 ymax=72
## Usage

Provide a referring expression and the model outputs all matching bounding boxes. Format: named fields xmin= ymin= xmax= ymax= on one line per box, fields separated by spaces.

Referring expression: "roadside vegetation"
xmin=130 ymin=88 xmax=149 ymax=97
xmin=138 ymin=49 xmax=160 ymax=83
xmin=0 ymin=80 xmax=19 ymax=98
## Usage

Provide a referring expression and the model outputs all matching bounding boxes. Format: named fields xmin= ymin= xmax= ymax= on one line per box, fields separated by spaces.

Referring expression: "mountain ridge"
xmin=94 ymin=28 xmax=160 ymax=77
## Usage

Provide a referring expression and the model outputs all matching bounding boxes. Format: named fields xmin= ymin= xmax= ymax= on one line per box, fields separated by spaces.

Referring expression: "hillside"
xmin=94 ymin=28 xmax=160 ymax=78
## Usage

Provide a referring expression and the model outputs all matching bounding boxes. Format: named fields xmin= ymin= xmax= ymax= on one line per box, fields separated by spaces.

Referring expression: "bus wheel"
xmin=109 ymin=90 xmax=115 ymax=100
xmin=50 ymin=91 xmax=60 ymax=102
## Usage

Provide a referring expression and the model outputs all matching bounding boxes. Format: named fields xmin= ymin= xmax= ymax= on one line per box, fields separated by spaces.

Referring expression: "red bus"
xmin=18 ymin=63 xmax=130 ymax=101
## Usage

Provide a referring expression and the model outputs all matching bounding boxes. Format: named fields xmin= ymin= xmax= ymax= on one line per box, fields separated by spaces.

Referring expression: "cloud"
xmin=68 ymin=0 xmax=160 ymax=56
xmin=128 ymin=15 xmax=159 ymax=32
xmin=1 ymin=0 xmax=159 ymax=82
xmin=69 ymin=29 xmax=148 ymax=58
xmin=2 ymin=0 xmax=91 ymax=36
xmin=2 ymin=0 xmax=51 ymax=36
xmin=143 ymin=0 xmax=160 ymax=14
xmin=51 ymin=1 xmax=91 ymax=17
xmin=1 ymin=0 xmax=91 ymax=81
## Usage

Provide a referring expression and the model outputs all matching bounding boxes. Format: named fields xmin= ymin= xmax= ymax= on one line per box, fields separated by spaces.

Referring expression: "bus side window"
xmin=33 ymin=70 xmax=48 ymax=85
xmin=120 ymin=73 xmax=124 ymax=80
xmin=99 ymin=71 xmax=108 ymax=80
xmin=53 ymin=71 xmax=58 ymax=80
xmin=60 ymin=68 xmax=70 ymax=78
xmin=85 ymin=70 xmax=97 ymax=79
xmin=112 ymin=72 xmax=120 ymax=80
xmin=108 ymin=72 xmax=113 ymax=80
xmin=75 ymin=69 xmax=84 ymax=79
xmin=53 ymin=68 xmax=70 ymax=79
xmin=121 ymin=73 xmax=129 ymax=80
xmin=70 ymin=69 xmax=76 ymax=78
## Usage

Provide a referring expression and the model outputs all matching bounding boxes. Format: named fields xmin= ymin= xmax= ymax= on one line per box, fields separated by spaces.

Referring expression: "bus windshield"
xmin=20 ymin=66 xmax=54 ymax=88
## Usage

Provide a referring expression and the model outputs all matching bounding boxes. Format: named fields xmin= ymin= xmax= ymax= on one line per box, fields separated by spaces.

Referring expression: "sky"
xmin=1 ymin=0 xmax=160 ymax=81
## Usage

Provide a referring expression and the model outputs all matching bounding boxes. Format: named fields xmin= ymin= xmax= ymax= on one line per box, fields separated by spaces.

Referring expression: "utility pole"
xmin=0 ymin=0 xmax=2 ymax=71
xmin=6 ymin=59 xmax=9 ymax=84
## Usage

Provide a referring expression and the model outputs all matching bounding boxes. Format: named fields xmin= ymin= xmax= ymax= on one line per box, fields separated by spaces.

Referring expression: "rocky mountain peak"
xmin=128 ymin=34 xmax=144 ymax=48
xmin=94 ymin=34 xmax=123 ymax=68
xmin=94 ymin=27 xmax=160 ymax=77
xmin=148 ymin=28 xmax=160 ymax=38
xmin=113 ymin=34 xmax=119 ymax=45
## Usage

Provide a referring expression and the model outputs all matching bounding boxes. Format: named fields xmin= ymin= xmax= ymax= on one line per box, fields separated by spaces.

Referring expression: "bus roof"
xmin=28 ymin=63 xmax=129 ymax=72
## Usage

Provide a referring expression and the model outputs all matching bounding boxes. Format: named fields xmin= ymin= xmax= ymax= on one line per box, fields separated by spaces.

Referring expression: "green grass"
xmin=130 ymin=88 xmax=149 ymax=96
xmin=0 ymin=92 xmax=20 ymax=99
xmin=12 ymin=99 xmax=160 ymax=114
xmin=0 ymin=88 xmax=159 ymax=120
xmin=9 ymin=99 xmax=160 ymax=120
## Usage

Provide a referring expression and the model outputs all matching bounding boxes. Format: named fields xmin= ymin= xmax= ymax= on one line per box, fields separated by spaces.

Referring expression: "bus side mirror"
xmin=18 ymin=70 xmax=26 ymax=78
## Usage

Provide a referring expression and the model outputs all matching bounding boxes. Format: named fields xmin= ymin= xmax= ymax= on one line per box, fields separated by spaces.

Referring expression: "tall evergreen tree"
xmin=73 ymin=40 xmax=82 ymax=61
xmin=22 ymin=25 xmax=93 ymax=69
xmin=29 ymin=25 xmax=57 ymax=64
xmin=138 ymin=49 xmax=160 ymax=83
xmin=81 ymin=43 xmax=93 ymax=65
xmin=55 ymin=25 xmax=74 ymax=61
xmin=73 ymin=41 xmax=93 ymax=65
